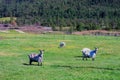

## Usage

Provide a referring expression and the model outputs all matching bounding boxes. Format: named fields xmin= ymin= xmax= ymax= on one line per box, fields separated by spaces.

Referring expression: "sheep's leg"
xmin=84 ymin=56 xmax=87 ymax=60
xmin=82 ymin=58 xmax=84 ymax=60
xmin=29 ymin=59 xmax=32 ymax=65
xmin=38 ymin=59 xmax=41 ymax=66
xmin=82 ymin=56 xmax=84 ymax=60
xmin=38 ymin=60 xmax=41 ymax=66
xmin=41 ymin=62 xmax=42 ymax=66
xmin=38 ymin=62 xmax=40 ymax=66
xmin=38 ymin=58 xmax=42 ymax=66
xmin=92 ymin=58 xmax=94 ymax=61
xmin=38 ymin=62 xmax=42 ymax=66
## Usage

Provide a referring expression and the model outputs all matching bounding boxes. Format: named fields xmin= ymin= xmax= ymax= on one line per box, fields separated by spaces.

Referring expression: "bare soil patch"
xmin=73 ymin=30 xmax=120 ymax=36
xmin=0 ymin=25 xmax=120 ymax=36
xmin=0 ymin=52 xmax=19 ymax=57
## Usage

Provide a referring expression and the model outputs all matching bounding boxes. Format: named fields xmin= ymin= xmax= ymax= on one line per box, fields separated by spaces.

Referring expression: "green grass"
xmin=0 ymin=31 xmax=120 ymax=80
xmin=0 ymin=17 xmax=16 ymax=22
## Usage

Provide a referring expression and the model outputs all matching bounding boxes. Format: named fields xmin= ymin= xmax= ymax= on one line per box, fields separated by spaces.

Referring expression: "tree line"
xmin=0 ymin=0 xmax=120 ymax=31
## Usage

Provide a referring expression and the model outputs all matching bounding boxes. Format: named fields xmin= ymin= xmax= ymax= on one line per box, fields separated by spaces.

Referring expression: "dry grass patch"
xmin=0 ymin=52 xmax=19 ymax=57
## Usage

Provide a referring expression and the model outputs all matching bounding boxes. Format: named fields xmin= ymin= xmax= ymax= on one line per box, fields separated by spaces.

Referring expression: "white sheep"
xmin=59 ymin=42 xmax=66 ymax=48
xmin=81 ymin=47 xmax=98 ymax=61
xmin=28 ymin=50 xmax=44 ymax=66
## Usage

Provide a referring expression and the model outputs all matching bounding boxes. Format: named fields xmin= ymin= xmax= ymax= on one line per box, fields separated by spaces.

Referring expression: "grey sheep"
xmin=28 ymin=50 xmax=44 ymax=66
xmin=59 ymin=42 xmax=66 ymax=48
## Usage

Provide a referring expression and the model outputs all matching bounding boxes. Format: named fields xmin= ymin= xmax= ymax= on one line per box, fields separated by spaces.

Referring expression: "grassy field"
xmin=0 ymin=31 xmax=120 ymax=80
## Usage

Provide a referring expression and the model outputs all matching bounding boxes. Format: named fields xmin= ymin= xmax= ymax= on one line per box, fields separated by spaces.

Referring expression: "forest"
xmin=0 ymin=0 xmax=120 ymax=31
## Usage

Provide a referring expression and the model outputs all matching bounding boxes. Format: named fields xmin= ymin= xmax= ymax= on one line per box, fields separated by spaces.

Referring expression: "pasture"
xmin=0 ymin=31 xmax=120 ymax=80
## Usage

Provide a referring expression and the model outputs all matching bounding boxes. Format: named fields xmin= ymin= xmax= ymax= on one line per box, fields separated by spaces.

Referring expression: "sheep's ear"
xmin=96 ymin=47 xmax=99 ymax=49
xmin=95 ymin=47 xmax=99 ymax=50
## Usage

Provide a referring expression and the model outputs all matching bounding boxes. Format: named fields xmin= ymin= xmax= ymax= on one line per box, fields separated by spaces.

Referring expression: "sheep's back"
xmin=29 ymin=53 xmax=38 ymax=58
xmin=82 ymin=48 xmax=91 ymax=55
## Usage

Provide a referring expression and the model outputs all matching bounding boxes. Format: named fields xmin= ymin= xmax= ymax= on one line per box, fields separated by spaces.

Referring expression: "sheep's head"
xmin=95 ymin=47 xmax=98 ymax=51
xmin=39 ymin=49 xmax=44 ymax=54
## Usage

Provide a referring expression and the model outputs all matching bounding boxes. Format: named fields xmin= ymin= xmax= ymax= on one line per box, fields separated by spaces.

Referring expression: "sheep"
xmin=82 ymin=47 xmax=98 ymax=61
xmin=28 ymin=50 xmax=44 ymax=66
xmin=59 ymin=42 xmax=66 ymax=48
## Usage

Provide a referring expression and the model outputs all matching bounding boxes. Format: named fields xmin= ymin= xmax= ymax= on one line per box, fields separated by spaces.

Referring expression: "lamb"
xmin=28 ymin=50 xmax=44 ymax=66
xmin=82 ymin=47 xmax=98 ymax=61
xmin=59 ymin=42 xmax=66 ymax=48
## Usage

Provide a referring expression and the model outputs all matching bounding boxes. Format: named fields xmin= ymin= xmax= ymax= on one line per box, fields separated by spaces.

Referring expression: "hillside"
xmin=0 ymin=0 xmax=120 ymax=31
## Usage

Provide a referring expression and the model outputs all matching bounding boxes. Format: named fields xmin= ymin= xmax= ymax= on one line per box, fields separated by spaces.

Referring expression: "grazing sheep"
xmin=59 ymin=42 xmax=66 ymax=48
xmin=28 ymin=50 xmax=44 ymax=66
xmin=82 ymin=48 xmax=98 ymax=61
